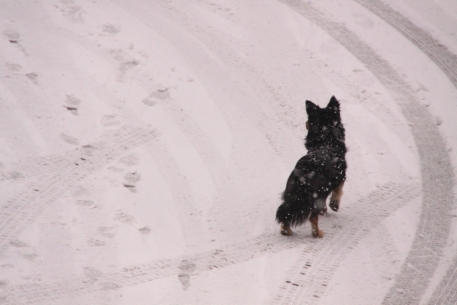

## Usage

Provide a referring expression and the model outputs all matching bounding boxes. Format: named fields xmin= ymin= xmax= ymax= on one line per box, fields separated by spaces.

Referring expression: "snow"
xmin=0 ymin=0 xmax=456 ymax=304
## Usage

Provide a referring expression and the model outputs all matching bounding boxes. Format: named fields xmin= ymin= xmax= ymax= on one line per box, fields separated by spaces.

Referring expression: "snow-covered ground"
xmin=0 ymin=0 xmax=456 ymax=304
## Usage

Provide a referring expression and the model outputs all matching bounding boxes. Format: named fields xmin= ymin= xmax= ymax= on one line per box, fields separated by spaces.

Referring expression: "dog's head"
xmin=305 ymin=96 xmax=345 ymax=145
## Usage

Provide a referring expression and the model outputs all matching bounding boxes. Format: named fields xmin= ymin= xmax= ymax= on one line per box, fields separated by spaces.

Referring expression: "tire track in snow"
xmin=0 ymin=183 xmax=417 ymax=305
xmin=1 ymin=150 xmax=82 ymax=181
xmin=270 ymin=183 xmax=419 ymax=304
xmin=277 ymin=0 xmax=455 ymax=304
xmin=348 ymin=2 xmax=457 ymax=303
xmin=0 ymin=234 xmax=302 ymax=305
xmin=353 ymin=0 xmax=457 ymax=90
xmin=0 ymin=127 xmax=158 ymax=254
xmin=428 ymin=259 xmax=457 ymax=305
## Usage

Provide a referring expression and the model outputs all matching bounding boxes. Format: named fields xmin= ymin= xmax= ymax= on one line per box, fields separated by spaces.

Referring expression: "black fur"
xmin=276 ymin=96 xmax=347 ymax=228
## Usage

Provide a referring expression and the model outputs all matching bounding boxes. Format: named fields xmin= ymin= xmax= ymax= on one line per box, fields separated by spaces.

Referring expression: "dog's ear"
xmin=327 ymin=96 xmax=340 ymax=113
xmin=306 ymin=100 xmax=318 ymax=115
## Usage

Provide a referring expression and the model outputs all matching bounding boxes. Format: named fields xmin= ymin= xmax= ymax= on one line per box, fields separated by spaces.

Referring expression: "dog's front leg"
xmin=329 ymin=181 xmax=344 ymax=211
xmin=309 ymin=212 xmax=324 ymax=238
xmin=280 ymin=222 xmax=293 ymax=236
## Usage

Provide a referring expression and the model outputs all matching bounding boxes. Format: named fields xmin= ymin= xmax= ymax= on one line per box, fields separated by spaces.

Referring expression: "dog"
xmin=276 ymin=96 xmax=347 ymax=237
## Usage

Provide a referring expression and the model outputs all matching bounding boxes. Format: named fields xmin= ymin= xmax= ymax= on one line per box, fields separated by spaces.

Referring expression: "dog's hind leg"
xmin=309 ymin=212 xmax=324 ymax=238
xmin=280 ymin=222 xmax=293 ymax=236
xmin=330 ymin=181 xmax=344 ymax=212
xmin=319 ymin=206 xmax=327 ymax=215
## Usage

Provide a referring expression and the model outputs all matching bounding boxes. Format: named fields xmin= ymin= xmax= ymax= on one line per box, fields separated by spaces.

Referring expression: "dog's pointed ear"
xmin=327 ymin=96 xmax=340 ymax=112
xmin=306 ymin=100 xmax=318 ymax=114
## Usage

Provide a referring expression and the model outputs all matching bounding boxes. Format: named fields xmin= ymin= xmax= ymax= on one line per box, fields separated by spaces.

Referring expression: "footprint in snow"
xmin=110 ymin=49 xmax=130 ymax=62
xmin=115 ymin=212 xmax=149 ymax=235
xmin=100 ymin=282 xmax=121 ymax=291
xmin=98 ymin=226 xmax=117 ymax=238
xmin=58 ymin=1 xmax=85 ymax=23
xmin=123 ymin=184 xmax=136 ymax=192
xmin=435 ymin=116 xmax=443 ymax=126
xmin=116 ymin=212 xmax=136 ymax=224
xmin=178 ymin=273 xmax=191 ymax=290
xmin=4 ymin=29 xmax=28 ymax=55
xmin=142 ymin=89 xmax=170 ymax=106
xmin=82 ymin=144 xmax=98 ymax=155
xmin=123 ymin=171 xmax=141 ymax=192
xmin=142 ymin=97 xmax=158 ymax=107
xmin=151 ymin=89 xmax=171 ymax=100
xmin=88 ymin=238 xmax=106 ymax=247
xmin=107 ymin=166 xmax=124 ymax=173
xmin=83 ymin=266 xmax=102 ymax=280
xmin=109 ymin=49 xmax=140 ymax=82
xmin=22 ymin=253 xmax=38 ymax=261
xmin=124 ymin=171 xmax=141 ymax=183
xmin=26 ymin=72 xmax=38 ymax=84
xmin=119 ymin=153 xmax=140 ymax=166
xmin=75 ymin=199 xmax=95 ymax=207
xmin=64 ymin=94 xmax=81 ymax=115
xmin=1 ymin=171 xmax=24 ymax=181
xmin=119 ymin=60 xmax=139 ymax=70
xmin=10 ymin=239 xmax=39 ymax=261
xmin=178 ymin=260 xmax=197 ymax=290
xmin=3 ymin=29 xmax=20 ymax=43
xmin=9 ymin=240 xmax=28 ymax=248
xmin=4 ymin=63 xmax=23 ymax=72
xmin=60 ymin=133 xmax=80 ymax=145
xmin=138 ymin=226 xmax=151 ymax=235
xmin=100 ymin=114 xmax=122 ymax=127
xmin=102 ymin=24 xmax=122 ymax=35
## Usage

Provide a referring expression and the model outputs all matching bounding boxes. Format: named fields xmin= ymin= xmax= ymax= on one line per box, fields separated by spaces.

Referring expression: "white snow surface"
xmin=0 ymin=0 xmax=456 ymax=304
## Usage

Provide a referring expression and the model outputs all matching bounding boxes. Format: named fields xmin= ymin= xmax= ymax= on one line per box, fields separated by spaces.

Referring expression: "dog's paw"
xmin=280 ymin=223 xmax=293 ymax=236
xmin=329 ymin=199 xmax=339 ymax=212
xmin=312 ymin=229 xmax=324 ymax=238
xmin=281 ymin=229 xmax=293 ymax=236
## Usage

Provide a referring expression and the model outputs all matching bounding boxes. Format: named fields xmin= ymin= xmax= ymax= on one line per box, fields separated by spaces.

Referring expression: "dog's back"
xmin=276 ymin=96 xmax=347 ymax=237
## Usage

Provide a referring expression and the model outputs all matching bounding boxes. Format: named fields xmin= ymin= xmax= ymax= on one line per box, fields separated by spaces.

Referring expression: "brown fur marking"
xmin=329 ymin=181 xmax=345 ymax=211
xmin=309 ymin=212 xmax=324 ymax=238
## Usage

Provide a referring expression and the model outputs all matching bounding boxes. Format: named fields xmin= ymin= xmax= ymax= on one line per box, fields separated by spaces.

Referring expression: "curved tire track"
xmin=428 ymin=259 xmax=457 ymax=304
xmin=0 ymin=126 xmax=158 ymax=254
xmin=350 ymin=2 xmax=457 ymax=303
xmin=270 ymin=183 xmax=419 ymax=304
xmin=353 ymin=0 xmax=457 ymax=90
xmin=1 ymin=150 xmax=83 ymax=181
xmin=277 ymin=0 xmax=455 ymax=304
xmin=0 ymin=183 xmax=417 ymax=305
xmin=0 ymin=234 xmax=301 ymax=305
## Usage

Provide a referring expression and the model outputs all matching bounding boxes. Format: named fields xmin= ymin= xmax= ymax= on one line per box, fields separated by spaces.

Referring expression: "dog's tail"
xmin=275 ymin=199 xmax=313 ymax=227
xmin=276 ymin=168 xmax=314 ymax=227
xmin=276 ymin=164 xmax=330 ymax=227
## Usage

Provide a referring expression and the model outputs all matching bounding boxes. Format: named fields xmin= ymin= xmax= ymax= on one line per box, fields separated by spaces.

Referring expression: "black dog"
xmin=276 ymin=96 xmax=347 ymax=237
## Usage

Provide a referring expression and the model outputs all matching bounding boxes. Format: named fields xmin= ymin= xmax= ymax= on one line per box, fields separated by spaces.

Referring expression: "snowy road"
xmin=0 ymin=0 xmax=456 ymax=304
